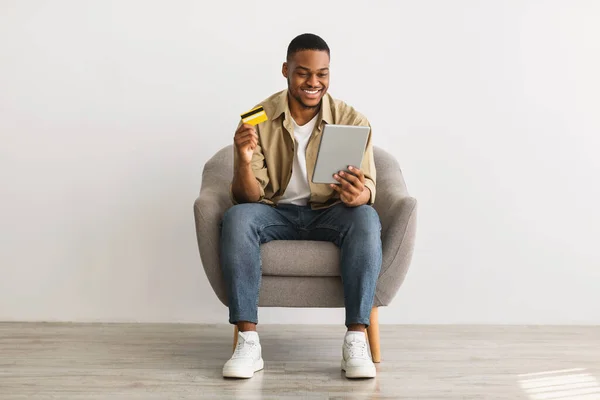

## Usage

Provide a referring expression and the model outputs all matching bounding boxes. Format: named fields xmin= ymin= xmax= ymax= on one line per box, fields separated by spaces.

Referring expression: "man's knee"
xmin=347 ymin=205 xmax=381 ymax=234
xmin=221 ymin=203 xmax=266 ymax=231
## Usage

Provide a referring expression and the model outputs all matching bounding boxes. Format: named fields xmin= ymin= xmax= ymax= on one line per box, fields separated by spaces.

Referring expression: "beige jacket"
xmin=231 ymin=90 xmax=376 ymax=209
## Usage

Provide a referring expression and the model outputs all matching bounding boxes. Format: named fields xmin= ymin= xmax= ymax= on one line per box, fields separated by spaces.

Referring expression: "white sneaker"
xmin=341 ymin=331 xmax=376 ymax=379
xmin=222 ymin=331 xmax=264 ymax=378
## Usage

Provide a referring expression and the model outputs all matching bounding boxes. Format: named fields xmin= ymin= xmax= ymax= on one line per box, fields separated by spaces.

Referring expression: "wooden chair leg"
xmin=366 ymin=306 xmax=381 ymax=363
xmin=232 ymin=325 xmax=239 ymax=352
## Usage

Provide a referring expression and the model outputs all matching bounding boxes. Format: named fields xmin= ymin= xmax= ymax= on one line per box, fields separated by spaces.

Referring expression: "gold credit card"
xmin=241 ymin=106 xmax=268 ymax=126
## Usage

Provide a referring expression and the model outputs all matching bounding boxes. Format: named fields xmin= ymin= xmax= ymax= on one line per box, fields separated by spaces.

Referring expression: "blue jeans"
xmin=220 ymin=203 xmax=382 ymax=327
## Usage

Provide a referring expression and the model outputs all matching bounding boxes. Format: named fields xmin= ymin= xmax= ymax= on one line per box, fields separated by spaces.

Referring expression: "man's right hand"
xmin=234 ymin=123 xmax=258 ymax=165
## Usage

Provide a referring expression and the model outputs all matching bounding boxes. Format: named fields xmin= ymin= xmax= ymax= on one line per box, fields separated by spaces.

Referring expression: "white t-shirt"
xmin=278 ymin=115 xmax=319 ymax=206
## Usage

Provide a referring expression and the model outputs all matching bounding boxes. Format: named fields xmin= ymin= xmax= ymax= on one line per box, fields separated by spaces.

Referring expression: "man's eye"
xmin=298 ymin=73 xmax=308 ymax=77
xmin=318 ymin=74 xmax=328 ymax=78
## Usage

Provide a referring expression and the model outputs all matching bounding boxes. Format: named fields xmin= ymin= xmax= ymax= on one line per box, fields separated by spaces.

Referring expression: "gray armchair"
xmin=194 ymin=145 xmax=417 ymax=362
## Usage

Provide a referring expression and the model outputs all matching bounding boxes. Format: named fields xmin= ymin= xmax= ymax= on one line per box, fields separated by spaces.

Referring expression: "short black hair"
xmin=287 ymin=33 xmax=330 ymax=61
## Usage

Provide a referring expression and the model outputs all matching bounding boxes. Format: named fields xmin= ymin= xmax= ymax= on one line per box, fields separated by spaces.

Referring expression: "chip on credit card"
xmin=240 ymin=106 xmax=268 ymax=126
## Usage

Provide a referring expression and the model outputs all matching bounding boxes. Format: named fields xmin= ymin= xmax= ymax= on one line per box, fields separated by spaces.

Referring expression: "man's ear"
xmin=282 ymin=62 xmax=288 ymax=78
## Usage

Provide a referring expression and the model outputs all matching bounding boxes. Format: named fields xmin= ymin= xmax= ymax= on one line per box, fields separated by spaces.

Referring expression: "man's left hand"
xmin=330 ymin=166 xmax=370 ymax=207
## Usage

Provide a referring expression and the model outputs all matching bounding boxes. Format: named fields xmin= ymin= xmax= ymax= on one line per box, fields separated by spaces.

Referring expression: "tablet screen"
xmin=312 ymin=125 xmax=370 ymax=184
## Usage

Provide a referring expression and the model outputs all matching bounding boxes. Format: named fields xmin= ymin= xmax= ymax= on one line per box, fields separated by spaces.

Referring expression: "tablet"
xmin=312 ymin=124 xmax=371 ymax=184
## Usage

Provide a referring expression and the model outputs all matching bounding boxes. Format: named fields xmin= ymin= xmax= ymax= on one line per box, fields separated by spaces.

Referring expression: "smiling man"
xmin=220 ymin=33 xmax=381 ymax=379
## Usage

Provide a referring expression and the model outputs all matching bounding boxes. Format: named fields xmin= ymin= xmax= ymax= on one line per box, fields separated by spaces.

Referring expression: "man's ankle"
xmin=347 ymin=324 xmax=366 ymax=333
xmin=237 ymin=321 xmax=257 ymax=332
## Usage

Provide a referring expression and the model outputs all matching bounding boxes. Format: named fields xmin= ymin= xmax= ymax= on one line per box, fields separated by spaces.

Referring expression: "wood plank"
xmin=1 ymin=323 xmax=599 ymax=399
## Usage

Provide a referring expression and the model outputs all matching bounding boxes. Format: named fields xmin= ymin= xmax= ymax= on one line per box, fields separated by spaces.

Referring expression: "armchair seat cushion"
xmin=261 ymin=241 xmax=340 ymax=277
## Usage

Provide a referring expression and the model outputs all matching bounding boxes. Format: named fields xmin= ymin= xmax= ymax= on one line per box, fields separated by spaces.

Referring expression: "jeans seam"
xmin=254 ymin=229 xmax=267 ymax=324
xmin=255 ymin=264 xmax=261 ymax=324
xmin=313 ymin=223 xmax=340 ymax=231
xmin=312 ymin=225 xmax=346 ymax=245
xmin=258 ymin=222 xmax=290 ymax=232
xmin=313 ymin=224 xmax=345 ymax=236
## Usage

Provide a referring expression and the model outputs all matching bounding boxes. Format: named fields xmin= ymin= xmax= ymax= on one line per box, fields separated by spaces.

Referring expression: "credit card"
xmin=240 ymin=106 xmax=268 ymax=126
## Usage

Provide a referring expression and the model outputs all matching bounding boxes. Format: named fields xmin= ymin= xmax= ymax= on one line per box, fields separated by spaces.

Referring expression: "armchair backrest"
xmin=200 ymin=145 xmax=410 ymax=208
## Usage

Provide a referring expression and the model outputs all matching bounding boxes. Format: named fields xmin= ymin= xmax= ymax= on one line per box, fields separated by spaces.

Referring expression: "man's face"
xmin=282 ymin=50 xmax=330 ymax=109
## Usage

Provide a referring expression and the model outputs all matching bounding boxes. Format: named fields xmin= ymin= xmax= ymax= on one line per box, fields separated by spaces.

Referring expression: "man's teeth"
xmin=303 ymin=89 xmax=319 ymax=94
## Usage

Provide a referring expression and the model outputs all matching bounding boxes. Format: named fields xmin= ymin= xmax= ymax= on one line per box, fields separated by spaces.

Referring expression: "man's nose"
xmin=307 ymin=74 xmax=319 ymax=87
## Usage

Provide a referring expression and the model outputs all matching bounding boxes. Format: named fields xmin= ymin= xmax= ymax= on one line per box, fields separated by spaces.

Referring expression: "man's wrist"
xmin=235 ymin=160 xmax=252 ymax=170
xmin=358 ymin=186 xmax=371 ymax=205
xmin=345 ymin=187 xmax=370 ymax=207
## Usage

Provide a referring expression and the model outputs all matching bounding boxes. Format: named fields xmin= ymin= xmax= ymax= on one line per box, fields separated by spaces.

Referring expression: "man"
xmin=220 ymin=33 xmax=381 ymax=379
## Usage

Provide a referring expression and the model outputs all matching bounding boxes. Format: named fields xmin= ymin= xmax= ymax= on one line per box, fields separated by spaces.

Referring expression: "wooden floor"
xmin=0 ymin=323 xmax=599 ymax=399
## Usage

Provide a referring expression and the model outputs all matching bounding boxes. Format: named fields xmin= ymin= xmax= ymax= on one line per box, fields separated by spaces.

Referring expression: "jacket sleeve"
xmin=358 ymin=119 xmax=377 ymax=205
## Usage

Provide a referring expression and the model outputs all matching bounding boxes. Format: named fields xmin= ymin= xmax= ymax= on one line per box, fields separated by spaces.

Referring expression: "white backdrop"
xmin=1 ymin=0 xmax=599 ymax=324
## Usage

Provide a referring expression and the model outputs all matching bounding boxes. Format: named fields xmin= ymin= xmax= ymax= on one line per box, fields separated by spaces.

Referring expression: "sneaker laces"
xmin=346 ymin=339 xmax=369 ymax=359
xmin=232 ymin=339 xmax=258 ymax=359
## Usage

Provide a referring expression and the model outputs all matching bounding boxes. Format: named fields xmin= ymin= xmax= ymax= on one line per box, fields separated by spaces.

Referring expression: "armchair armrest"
xmin=373 ymin=192 xmax=418 ymax=306
xmin=194 ymin=186 xmax=232 ymax=306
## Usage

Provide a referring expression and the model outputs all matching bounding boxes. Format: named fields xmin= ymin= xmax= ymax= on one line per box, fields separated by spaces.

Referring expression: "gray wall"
xmin=1 ymin=0 xmax=599 ymax=324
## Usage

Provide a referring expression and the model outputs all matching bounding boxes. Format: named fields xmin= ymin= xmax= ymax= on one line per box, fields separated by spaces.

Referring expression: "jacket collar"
xmin=271 ymin=90 xmax=333 ymax=130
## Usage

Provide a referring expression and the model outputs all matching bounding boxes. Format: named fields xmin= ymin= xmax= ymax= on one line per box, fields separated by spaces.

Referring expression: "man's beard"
xmin=289 ymin=79 xmax=322 ymax=109
xmin=293 ymin=93 xmax=321 ymax=110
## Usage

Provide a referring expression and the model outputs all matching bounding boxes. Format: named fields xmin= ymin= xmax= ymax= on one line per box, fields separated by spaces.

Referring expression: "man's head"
xmin=283 ymin=33 xmax=330 ymax=110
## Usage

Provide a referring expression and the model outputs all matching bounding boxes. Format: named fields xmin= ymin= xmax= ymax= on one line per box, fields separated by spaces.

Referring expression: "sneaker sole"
xmin=223 ymin=358 xmax=264 ymax=379
xmin=341 ymin=360 xmax=376 ymax=379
